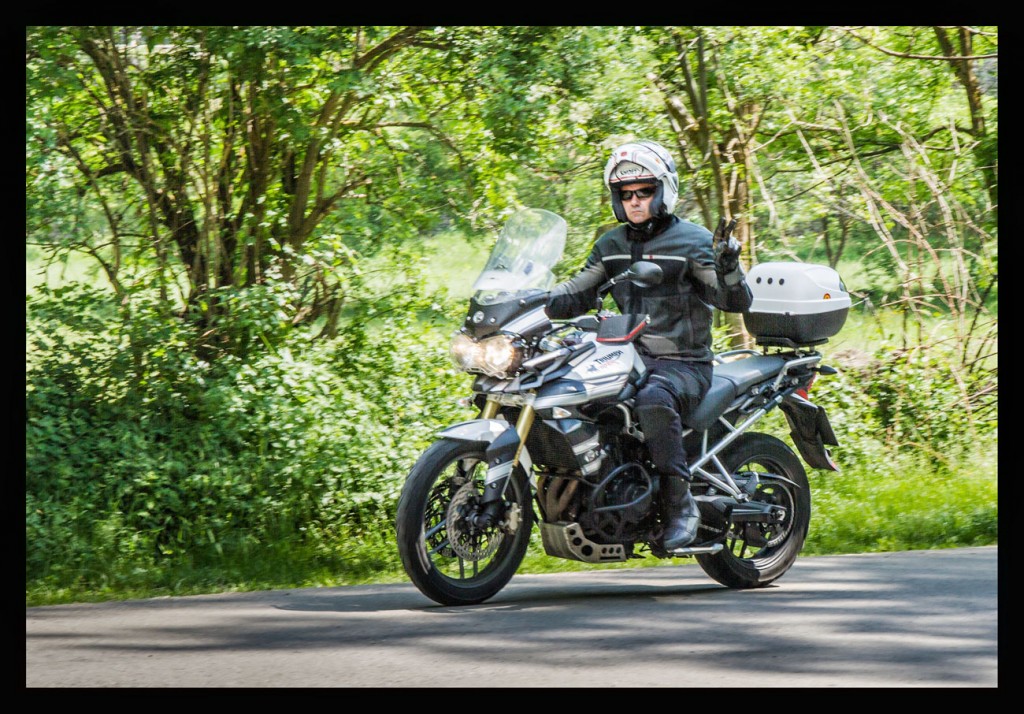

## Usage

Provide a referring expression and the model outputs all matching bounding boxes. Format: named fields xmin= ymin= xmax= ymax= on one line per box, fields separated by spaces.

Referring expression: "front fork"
xmin=473 ymin=398 xmax=535 ymax=527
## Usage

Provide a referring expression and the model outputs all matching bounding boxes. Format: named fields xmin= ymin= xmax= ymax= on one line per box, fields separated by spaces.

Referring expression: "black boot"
xmin=661 ymin=476 xmax=700 ymax=549
xmin=635 ymin=402 xmax=701 ymax=549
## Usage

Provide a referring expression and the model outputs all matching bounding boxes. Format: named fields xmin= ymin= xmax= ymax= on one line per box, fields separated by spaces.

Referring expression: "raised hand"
xmin=713 ymin=217 xmax=741 ymax=273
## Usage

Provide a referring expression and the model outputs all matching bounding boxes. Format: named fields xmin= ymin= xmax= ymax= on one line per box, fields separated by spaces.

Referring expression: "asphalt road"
xmin=26 ymin=546 xmax=998 ymax=688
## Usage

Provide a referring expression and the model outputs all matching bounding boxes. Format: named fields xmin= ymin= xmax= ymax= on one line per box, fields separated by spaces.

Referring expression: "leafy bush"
xmin=800 ymin=336 xmax=997 ymax=555
xmin=26 ymin=277 xmax=472 ymax=600
xmin=26 ymin=280 xmax=996 ymax=604
xmin=817 ymin=339 xmax=996 ymax=474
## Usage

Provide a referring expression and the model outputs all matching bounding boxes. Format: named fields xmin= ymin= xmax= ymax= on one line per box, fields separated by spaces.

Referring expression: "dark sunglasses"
xmin=619 ymin=187 xmax=656 ymax=201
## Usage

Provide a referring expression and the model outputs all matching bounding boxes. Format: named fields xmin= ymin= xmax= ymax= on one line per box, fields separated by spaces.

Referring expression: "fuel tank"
xmin=533 ymin=337 xmax=645 ymax=410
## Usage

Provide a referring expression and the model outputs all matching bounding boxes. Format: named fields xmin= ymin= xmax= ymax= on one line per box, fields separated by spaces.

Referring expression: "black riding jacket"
xmin=546 ymin=216 xmax=753 ymax=362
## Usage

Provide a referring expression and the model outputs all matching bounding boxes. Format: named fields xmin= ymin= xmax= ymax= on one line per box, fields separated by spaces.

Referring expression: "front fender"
xmin=439 ymin=418 xmax=512 ymax=443
xmin=438 ymin=418 xmax=533 ymax=475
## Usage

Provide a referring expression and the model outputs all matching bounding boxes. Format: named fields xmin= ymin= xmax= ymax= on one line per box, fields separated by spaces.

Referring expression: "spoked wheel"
xmin=396 ymin=438 xmax=534 ymax=606
xmin=696 ymin=433 xmax=810 ymax=589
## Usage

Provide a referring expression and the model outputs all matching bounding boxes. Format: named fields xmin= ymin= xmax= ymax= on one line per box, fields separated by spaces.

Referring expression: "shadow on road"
xmin=26 ymin=547 xmax=998 ymax=687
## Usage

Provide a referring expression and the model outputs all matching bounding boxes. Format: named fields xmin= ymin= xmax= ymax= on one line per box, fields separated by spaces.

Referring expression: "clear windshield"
xmin=471 ymin=208 xmax=567 ymax=305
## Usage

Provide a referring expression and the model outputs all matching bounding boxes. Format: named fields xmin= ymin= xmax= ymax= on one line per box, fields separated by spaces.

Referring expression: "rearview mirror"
xmin=624 ymin=260 xmax=663 ymax=288
xmin=596 ymin=260 xmax=665 ymax=309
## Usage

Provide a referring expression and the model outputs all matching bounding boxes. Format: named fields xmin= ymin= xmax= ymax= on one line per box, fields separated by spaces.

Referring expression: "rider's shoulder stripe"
xmin=602 ymin=253 xmax=688 ymax=262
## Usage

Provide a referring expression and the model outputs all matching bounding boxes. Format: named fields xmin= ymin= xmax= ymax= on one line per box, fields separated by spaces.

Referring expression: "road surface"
xmin=26 ymin=546 xmax=998 ymax=688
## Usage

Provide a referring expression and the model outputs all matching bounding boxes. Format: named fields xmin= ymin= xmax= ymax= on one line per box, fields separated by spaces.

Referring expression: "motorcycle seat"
xmin=684 ymin=355 xmax=787 ymax=431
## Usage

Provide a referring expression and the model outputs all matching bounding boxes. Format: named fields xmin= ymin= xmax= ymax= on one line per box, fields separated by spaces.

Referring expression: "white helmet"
xmin=603 ymin=140 xmax=679 ymax=222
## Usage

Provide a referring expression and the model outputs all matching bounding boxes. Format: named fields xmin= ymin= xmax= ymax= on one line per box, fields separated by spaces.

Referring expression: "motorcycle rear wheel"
xmin=396 ymin=438 xmax=534 ymax=606
xmin=696 ymin=432 xmax=810 ymax=589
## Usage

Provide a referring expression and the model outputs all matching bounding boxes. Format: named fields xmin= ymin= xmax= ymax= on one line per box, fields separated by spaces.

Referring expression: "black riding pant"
xmin=634 ymin=357 xmax=712 ymax=483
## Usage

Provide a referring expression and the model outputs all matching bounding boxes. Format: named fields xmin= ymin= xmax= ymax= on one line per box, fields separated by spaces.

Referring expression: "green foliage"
xmin=804 ymin=447 xmax=997 ymax=554
xmin=813 ymin=336 xmax=996 ymax=474
xmin=26 ymin=275 xmax=998 ymax=604
xmin=26 ymin=272 xmax=474 ymax=603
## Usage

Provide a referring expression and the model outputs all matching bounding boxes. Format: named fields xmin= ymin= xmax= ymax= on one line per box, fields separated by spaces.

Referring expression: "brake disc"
xmin=446 ymin=481 xmax=503 ymax=561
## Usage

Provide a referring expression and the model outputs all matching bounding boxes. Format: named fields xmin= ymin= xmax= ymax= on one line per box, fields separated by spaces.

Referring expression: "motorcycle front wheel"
xmin=396 ymin=438 xmax=534 ymax=606
xmin=696 ymin=432 xmax=810 ymax=589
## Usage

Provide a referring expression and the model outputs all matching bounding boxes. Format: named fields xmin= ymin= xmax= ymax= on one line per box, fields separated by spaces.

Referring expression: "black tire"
xmin=396 ymin=438 xmax=534 ymax=606
xmin=696 ymin=432 xmax=810 ymax=589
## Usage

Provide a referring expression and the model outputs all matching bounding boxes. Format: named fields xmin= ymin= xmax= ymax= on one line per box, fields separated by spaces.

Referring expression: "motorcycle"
xmin=396 ymin=208 xmax=851 ymax=606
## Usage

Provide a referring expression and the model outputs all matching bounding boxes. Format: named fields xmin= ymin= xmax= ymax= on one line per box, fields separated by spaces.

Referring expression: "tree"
xmin=642 ymin=26 xmax=805 ymax=346
xmin=27 ymin=26 xmax=488 ymax=352
xmin=841 ymin=26 xmax=998 ymax=222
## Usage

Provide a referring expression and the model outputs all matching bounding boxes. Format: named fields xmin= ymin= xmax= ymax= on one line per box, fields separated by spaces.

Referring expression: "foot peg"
xmin=665 ymin=543 xmax=723 ymax=557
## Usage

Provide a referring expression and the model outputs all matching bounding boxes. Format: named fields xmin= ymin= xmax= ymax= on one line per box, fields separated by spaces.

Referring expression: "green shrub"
xmin=25 ymin=280 xmax=997 ymax=604
xmin=26 ymin=277 xmax=475 ymax=601
xmin=816 ymin=339 xmax=996 ymax=474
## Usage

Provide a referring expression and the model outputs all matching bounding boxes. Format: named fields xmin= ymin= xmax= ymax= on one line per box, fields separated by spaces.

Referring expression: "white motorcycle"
xmin=396 ymin=208 xmax=850 ymax=605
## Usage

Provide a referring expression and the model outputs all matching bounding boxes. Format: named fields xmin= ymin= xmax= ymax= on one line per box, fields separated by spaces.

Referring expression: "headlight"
xmin=449 ymin=332 xmax=525 ymax=378
xmin=449 ymin=332 xmax=479 ymax=372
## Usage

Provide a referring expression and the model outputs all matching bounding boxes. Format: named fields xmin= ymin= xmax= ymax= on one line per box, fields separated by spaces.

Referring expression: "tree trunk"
xmin=933 ymin=26 xmax=997 ymax=221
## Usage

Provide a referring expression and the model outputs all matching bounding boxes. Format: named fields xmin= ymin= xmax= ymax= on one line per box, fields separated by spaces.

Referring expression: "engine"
xmin=537 ymin=458 xmax=657 ymax=545
xmin=526 ymin=409 xmax=659 ymax=551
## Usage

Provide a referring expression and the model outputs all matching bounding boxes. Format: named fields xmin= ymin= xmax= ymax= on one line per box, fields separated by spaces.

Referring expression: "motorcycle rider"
xmin=545 ymin=140 xmax=753 ymax=550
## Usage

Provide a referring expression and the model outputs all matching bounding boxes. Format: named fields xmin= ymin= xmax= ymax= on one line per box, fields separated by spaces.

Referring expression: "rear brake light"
xmin=796 ymin=372 xmax=817 ymax=399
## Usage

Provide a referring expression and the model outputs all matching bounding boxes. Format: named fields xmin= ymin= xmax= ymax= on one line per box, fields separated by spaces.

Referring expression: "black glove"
xmin=713 ymin=217 xmax=741 ymax=274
